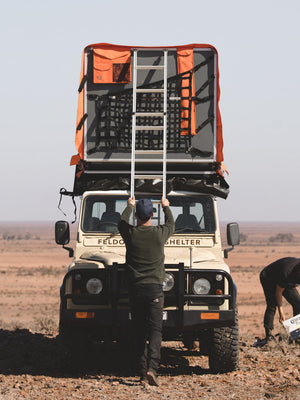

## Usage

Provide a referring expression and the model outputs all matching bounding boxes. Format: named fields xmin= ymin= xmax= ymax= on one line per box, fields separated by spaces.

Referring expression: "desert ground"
xmin=0 ymin=221 xmax=299 ymax=399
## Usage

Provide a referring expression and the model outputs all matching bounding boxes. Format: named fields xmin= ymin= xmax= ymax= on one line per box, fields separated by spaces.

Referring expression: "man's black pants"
xmin=260 ymin=270 xmax=300 ymax=335
xmin=129 ymin=284 xmax=164 ymax=374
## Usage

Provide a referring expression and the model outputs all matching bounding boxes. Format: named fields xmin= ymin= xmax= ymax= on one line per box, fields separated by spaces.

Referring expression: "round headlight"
xmin=163 ymin=273 xmax=175 ymax=292
xmin=86 ymin=278 xmax=103 ymax=294
xmin=193 ymin=278 xmax=211 ymax=295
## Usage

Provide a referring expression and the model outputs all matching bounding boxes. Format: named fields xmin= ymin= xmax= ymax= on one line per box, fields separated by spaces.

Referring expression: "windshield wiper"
xmin=109 ymin=231 xmax=120 ymax=238
xmin=174 ymin=228 xmax=202 ymax=233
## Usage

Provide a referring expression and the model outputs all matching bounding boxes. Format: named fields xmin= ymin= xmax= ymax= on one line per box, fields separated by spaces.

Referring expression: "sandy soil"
xmin=0 ymin=221 xmax=299 ymax=399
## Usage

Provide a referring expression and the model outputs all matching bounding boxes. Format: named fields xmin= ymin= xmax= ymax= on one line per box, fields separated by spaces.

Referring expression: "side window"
xmin=169 ymin=205 xmax=183 ymax=224
xmin=91 ymin=202 xmax=106 ymax=219
xmin=82 ymin=197 xmax=128 ymax=233
xmin=190 ymin=203 xmax=204 ymax=229
xmin=82 ymin=198 xmax=106 ymax=232
xmin=170 ymin=197 xmax=215 ymax=234
xmin=115 ymin=200 xmax=127 ymax=215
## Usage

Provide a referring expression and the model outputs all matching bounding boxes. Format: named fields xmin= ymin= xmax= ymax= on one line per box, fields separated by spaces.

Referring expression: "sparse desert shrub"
xmin=7 ymin=233 xmax=41 ymax=240
xmin=37 ymin=265 xmax=61 ymax=276
xmin=269 ymin=233 xmax=294 ymax=243
xmin=2 ymin=233 xmax=15 ymax=241
xmin=35 ymin=317 xmax=57 ymax=333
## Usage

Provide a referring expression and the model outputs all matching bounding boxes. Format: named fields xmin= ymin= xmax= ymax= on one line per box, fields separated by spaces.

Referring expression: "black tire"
xmin=209 ymin=308 xmax=239 ymax=373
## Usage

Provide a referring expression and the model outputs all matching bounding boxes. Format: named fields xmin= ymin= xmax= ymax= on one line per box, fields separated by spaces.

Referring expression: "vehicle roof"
xmin=82 ymin=190 xmax=215 ymax=198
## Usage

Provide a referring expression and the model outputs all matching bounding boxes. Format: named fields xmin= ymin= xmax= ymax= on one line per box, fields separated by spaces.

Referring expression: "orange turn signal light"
xmin=201 ymin=313 xmax=219 ymax=320
xmin=215 ymin=289 xmax=223 ymax=295
xmin=75 ymin=312 xmax=95 ymax=319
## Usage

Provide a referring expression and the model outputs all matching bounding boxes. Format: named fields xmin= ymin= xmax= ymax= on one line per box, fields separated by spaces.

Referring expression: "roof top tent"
xmin=71 ymin=43 xmax=229 ymax=198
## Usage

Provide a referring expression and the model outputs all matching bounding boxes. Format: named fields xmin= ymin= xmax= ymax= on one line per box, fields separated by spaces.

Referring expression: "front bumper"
xmin=60 ymin=263 xmax=237 ymax=340
xmin=60 ymin=308 xmax=236 ymax=340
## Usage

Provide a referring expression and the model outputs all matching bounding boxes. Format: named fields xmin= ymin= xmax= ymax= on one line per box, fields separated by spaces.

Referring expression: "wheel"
xmin=209 ymin=308 xmax=239 ymax=373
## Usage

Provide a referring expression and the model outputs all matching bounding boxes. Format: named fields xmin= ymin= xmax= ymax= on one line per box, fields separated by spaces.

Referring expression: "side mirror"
xmin=55 ymin=221 xmax=74 ymax=258
xmin=224 ymin=222 xmax=240 ymax=258
xmin=227 ymin=222 xmax=240 ymax=246
xmin=55 ymin=220 xmax=70 ymax=245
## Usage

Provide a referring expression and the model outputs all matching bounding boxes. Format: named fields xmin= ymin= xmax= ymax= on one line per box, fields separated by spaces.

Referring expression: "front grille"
xmin=62 ymin=265 xmax=232 ymax=310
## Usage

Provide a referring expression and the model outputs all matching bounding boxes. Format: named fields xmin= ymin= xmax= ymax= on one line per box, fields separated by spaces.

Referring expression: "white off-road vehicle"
xmin=56 ymin=43 xmax=240 ymax=372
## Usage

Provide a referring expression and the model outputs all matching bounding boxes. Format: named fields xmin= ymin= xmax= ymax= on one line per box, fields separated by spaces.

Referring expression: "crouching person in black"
xmin=260 ymin=257 xmax=300 ymax=341
xmin=118 ymin=196 xmax=174 ymax=386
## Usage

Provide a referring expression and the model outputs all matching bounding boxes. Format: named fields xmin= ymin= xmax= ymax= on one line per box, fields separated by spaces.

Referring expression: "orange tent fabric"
xmin=74 ymin=51 xmax=85 ymax=163
xmin=177 ymin=49 xmax=196 ymax=136
xmin=93 ymin=48 xmax=131 ymax=84
xmin=73 ymin=43 xmax=224 ymax=164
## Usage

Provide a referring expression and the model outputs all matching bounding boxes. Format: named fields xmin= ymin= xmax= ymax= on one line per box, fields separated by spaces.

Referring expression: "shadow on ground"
xmin=0 ymin=329 xmax=209 ymax=377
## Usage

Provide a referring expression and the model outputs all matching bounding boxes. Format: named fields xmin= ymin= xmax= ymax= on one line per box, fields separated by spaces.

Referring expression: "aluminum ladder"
xmin=130 ymin=49 xmax=168 ymax=199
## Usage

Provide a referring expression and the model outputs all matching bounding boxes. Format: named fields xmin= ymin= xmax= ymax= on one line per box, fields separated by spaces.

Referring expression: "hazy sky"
xmin=1 ymin=0 xmax=299 ymax=222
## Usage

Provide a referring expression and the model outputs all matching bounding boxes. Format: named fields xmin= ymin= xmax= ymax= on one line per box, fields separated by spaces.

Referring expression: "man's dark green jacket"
xmin=118 ymin=204 xmax=174 ymax=286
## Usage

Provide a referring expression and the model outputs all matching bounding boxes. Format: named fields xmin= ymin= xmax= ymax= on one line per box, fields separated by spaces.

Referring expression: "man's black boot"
xmin=146 ymin=368 xmax=159 ymax=386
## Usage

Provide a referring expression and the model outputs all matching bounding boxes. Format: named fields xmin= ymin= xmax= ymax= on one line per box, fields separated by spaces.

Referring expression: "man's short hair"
xmin=136 ymin=199 xmax=153 ymax=221
xmin=294 ymin=264 xmax=300 ymax=284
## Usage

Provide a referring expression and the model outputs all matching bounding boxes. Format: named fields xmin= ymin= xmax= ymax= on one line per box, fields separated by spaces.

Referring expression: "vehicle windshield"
xmin=81 ymin=195 xmax=215 ymax=234
xmin=169 ymin=196 xmax=215 ymax=234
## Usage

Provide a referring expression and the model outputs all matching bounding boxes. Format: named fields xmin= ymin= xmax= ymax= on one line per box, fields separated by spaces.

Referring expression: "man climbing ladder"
xmin=118 ymin=196 xmax=174 ymax=386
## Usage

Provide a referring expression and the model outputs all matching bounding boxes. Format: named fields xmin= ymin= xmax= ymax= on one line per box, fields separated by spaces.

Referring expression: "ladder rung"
xmin=136 ymin=65 xmax=164 ymax=70
xmin=135 ymin=150 xmax=164 ymax=154
xmin=136 ymin=88 xmax=164 ymax=93
xmin=136 ymin=112 xmax=164 ymax=117
xmin=135 ymin=175 xmax=163 ymax=180
xmin=136 ymin=125 xmax=164 ymax=131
